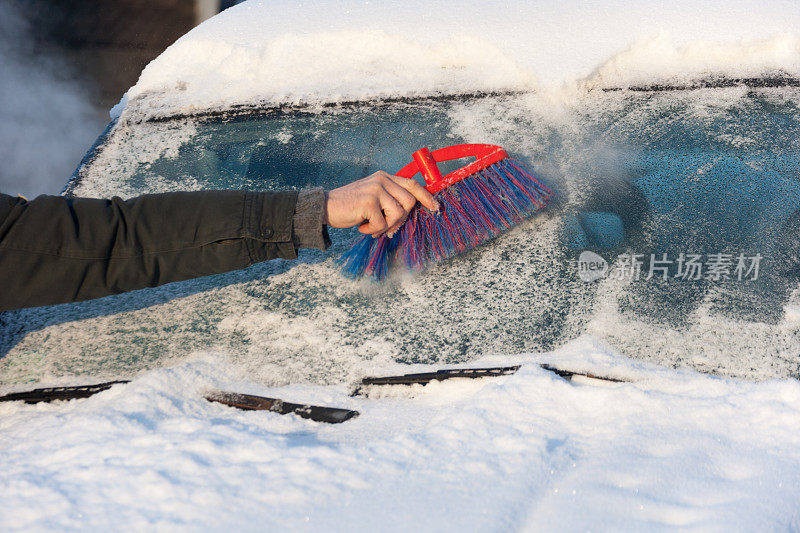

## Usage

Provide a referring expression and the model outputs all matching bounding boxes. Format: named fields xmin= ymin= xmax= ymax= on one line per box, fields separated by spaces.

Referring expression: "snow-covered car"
xmin=2 ymin=1 xmax=800 ymax=530
xmin=6 ymin=62 xmax=800 ymax=382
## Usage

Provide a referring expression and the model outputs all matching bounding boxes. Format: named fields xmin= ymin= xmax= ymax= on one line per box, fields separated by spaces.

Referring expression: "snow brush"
xmin=338 ymin=143 xmax=553 ymax=279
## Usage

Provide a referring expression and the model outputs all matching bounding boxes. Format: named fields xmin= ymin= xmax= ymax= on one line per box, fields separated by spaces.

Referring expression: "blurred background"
xmin=0 ymin=0 xmax=241 ymax=198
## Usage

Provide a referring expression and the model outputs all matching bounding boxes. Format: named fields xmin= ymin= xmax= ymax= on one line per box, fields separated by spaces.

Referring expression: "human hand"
xmin=324 ymin=171 xmax=440 ymax=238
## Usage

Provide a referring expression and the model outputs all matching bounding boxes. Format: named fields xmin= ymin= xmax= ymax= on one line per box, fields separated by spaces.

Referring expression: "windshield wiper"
xmin=0 ymin=380 xmax=130 ymax=404
xmin=206 ymin=391 xmax=358 ymax=424
xmin=352 ymin=366 xmax=521 ymax=395
xmin=352 ymin=363 xmax=628 ymax=395
xmin=0 ymin=380 xmax=359 ymax=424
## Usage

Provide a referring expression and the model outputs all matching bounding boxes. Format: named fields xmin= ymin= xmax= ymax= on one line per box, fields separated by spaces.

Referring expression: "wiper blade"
xmin=360 ymin=366 xmax=521 ymax=386
xmin=540 ymin=364 xmax=628 ymax=383
xmin=352 ymin=366 xmax=520 ymax=395
xmin=0 ymin=380 xmax=130 ymax=404
xmin=206 ymin=390 xmax=359 ymax=424
xmin=352 ymin=363 xmax=629 ymax=396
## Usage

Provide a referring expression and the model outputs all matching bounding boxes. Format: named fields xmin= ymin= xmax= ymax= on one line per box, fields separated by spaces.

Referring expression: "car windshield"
xmin=2 ymin=89 xmax=800 ymax=384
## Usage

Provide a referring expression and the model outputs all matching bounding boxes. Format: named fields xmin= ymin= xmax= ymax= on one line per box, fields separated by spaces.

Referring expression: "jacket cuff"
xmin=244 ymin=190 xmax=299 ymax=262
xmin=292 ymin=187 xmax=331 ymax=251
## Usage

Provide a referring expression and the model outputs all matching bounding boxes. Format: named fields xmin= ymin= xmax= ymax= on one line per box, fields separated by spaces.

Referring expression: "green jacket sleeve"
xmin=0 ymin=189 xmax=330 ymax=311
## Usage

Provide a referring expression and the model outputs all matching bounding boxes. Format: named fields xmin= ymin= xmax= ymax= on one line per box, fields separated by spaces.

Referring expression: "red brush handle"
xmin=395 ymin=144 xmax=508 ymax=194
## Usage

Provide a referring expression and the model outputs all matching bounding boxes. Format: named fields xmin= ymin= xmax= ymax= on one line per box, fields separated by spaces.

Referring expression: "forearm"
xmin=0 ymin=189 xmax=329 ymax=311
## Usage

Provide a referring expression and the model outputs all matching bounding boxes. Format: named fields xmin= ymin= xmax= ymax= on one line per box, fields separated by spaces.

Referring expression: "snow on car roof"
xmin=115 ymin=0 xmax=800 ymax=120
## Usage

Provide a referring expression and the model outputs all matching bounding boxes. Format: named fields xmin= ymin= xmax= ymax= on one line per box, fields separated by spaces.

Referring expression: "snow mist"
xmin=0 ymin=1 xmax=104 ymax=198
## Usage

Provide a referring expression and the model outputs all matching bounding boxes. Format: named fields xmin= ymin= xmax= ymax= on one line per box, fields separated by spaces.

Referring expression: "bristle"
xmin=340 ymin=158 xmax=553 ymax=280
xmin=364 ymin=233 xmax=401 ymax=279
xmin=337 ymin=234 xmax=376 ymax=278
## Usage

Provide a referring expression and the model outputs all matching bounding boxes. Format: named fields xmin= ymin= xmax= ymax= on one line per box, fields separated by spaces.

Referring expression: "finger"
xmin=374 ymin=193 xmax=405 ymax=237
xmin=390 ymin=175 xmax=440 ymax=212
xmin=358 ymin=199 xmax=389 ymax=236
xmin=380 ymin=180 xmax=418 ymax=235
xmin=385 ymin=212 xmax=409 ymax=239
xmin=382 ymin=178 xmax=418 ymax=213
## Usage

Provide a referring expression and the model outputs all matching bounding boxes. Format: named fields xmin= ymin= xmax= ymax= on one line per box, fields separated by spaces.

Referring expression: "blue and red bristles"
xmin=338 ymin=144 xmax=553 ymax=280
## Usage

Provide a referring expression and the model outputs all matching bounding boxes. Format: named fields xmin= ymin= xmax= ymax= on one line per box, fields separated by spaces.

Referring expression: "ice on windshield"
xmin=74 ymin=105 xmax=456 ymax=197
xmin=2 ymin=88 xmax=800 ymax=385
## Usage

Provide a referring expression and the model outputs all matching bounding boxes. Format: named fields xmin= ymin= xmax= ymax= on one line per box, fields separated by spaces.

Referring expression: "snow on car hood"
xmin=4 ymin=339 xmax=800 ymax=529
xmin=114 ymin=0 xmax=800 ymax=120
